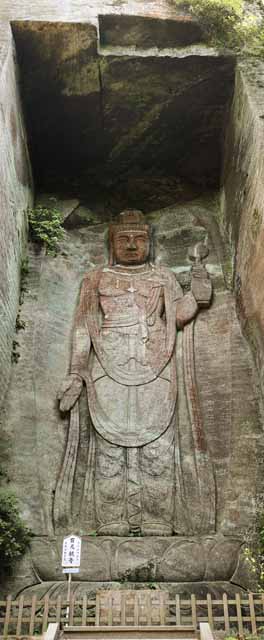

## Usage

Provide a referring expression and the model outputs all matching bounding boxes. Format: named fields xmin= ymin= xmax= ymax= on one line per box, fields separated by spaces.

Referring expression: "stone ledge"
xmin=98 ymin=14 xmax=203 ymax=49
xmin=21 ymin=580 xmax=247 ymax=600
xmin=98 ymin=44 xmax=221 ymax=59
xmin=30 ymin=535 xmax=243 ymax=583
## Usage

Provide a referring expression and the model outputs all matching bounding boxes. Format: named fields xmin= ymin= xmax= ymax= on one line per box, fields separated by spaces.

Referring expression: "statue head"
xmin=109 ymin=210 xmax=151 ymax=266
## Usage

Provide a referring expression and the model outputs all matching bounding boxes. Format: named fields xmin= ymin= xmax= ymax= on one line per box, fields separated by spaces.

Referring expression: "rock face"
xmin=0 ymin=23 xmax=32 ymax=415
xmin=11 ymin=20 xmax=235 ymax=197
xmin=99 ymin=14 xmax=203 ymax=48
xmin=55 ymin=209 xmax=215 ymax=540
xmin=2 ymin=197 xmax=262 ymax=597
xmin=222 ymin=60 xmax=264 ymax=401
xmin=0 ymin=0 xmax=263 ymax=603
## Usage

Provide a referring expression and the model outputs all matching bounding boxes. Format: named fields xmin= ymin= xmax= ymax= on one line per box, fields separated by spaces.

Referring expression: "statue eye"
xmin=116 ymin=235 xmax=129 ymax=244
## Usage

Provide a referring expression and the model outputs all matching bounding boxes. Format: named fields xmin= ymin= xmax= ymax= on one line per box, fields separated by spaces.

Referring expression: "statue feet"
xmin=97 ymin=521 xmax=173 ymax=536
xmin=141 ymin=523 xmax=173 ymax=536
xmin=97 ymin=522 xmax=130 ymax=536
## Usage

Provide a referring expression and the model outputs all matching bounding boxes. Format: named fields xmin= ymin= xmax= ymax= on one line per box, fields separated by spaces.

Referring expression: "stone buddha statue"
xmin=55 ymin=209 xmax=215 ymax=537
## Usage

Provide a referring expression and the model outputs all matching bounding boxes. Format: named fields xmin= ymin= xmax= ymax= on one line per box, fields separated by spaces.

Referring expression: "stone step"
xmin=63 ymin=625 xmax=197 ymax=640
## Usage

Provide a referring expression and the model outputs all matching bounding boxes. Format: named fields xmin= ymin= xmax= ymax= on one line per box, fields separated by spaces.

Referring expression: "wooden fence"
xmin=1 ymin=592 xmax=264 ymax=637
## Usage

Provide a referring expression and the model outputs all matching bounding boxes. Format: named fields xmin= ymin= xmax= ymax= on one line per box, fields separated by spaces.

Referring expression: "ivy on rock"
xmin=0 ymin=490 xmax=31 ymax=570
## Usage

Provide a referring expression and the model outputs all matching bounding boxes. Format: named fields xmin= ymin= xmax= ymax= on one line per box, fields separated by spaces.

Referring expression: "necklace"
xmin=106 ymin=263 xmax=154 ymax=277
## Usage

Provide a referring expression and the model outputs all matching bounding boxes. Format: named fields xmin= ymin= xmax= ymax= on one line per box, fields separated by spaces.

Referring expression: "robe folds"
xmin=54 ymin=265 xmax=216 ymax=535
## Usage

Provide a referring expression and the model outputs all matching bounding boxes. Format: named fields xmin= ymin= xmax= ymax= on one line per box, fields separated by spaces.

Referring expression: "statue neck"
xmin=109 ymin=262 xmax=154 ymax=276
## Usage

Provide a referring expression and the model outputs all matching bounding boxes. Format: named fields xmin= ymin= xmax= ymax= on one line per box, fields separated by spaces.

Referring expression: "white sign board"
xmin=62 ymin=535 xmax=82 ymax=568
xmin=63 ymin=567 xmax=80 ymax=574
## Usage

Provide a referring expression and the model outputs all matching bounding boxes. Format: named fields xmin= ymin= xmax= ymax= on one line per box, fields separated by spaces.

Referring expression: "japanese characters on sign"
xmin=62 ymin=535 xmax=82 ymax=568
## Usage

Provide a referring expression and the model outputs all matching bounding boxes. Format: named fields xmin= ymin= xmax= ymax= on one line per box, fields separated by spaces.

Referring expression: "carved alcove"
xmin=2 ymin=16 xmax=263 ymax=598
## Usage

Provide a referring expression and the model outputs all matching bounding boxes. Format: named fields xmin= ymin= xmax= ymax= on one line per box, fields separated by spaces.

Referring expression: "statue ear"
xmin=149 ymin=226 xmax=155 ymax=263
xmin=108 ymin=228 xmax=115 ymax=265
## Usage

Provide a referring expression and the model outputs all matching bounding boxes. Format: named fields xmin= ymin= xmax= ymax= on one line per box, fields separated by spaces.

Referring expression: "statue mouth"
xmin=121 ymin=254 xmax=146 ymax=264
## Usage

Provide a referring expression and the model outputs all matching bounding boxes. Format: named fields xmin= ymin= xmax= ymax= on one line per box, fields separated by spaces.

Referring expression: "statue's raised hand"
xmin=188 ymin=242 xmax=212 ymax=308
xmin=57 ymin=374 xmax=83 ymax=412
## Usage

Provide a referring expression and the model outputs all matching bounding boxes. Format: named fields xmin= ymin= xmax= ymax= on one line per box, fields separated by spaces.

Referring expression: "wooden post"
xmin=29 ymin=594 xmax=37 ymax=635
xmin=134 ymin=593 xmax=139 ymax=626
xmin=108 ymin=592 xmax=113 ymax=627
xmin=235 ymin=593 xmax=243 ymax=638
xmin=146 ymin=592 xmax=151 ymax=626
xmin=248 ymin=593 xmax=257 ymax=636
xmin=82 ymin=595 xmax=87 ymax=626
xmin=65 ymin=573 xmax=72 ymax=627
xmin=42 ymin=594 xmax=50 ymax=633
xmin=56 ymin=595 xmax=62 ymax=625
xmin=176 ymin=595 xmax=181 ymax=626
xmin=16 ymin=595 xmax=24 ymax=636
xmin=95 ymin=594 xmax=100 ymax=626
xmin=121 ymin=592 xmax=126 ymax=626
xmin=160 ymin=591 xmax=166 ymax=626
xmin=207 ymin=594 xmax=213 ymax=630
xmin=191 ymin=594 xmax=197 ymax=632
xmin=3 ymin=595 xmax=12 ymax=637
xmin=223 ymin=593 xmax=230 ymax=635
xmin=69 ymin=593 xmax=74 ymax=626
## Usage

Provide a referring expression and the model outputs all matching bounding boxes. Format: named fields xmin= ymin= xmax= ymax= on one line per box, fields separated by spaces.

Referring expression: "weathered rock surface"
xmin=29 ymin=535 xmax=243 ymax=583
xmin=0 ymin=23 xmax=32 ymax=415
xmin=98 ymin=14 xmax=203 ymax=48
xmin=0 ymin=0 xmax=199 ymax=25
xmin=2 ymin=197 xmax=262 ymax=596
xmin=0 ymin=0 xmax=263 ymax=604
xmin=222 ymin=60 xmax=264 ymax=405
xmin=11 ymin=20 xmax=235 ymax=198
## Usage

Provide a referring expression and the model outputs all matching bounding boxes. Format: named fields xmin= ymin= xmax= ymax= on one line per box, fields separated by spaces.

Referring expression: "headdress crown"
xmin=112 ymin=209 xmax=149 ymax=231
xmin=109 ymin=209 xmax=150 ymax=265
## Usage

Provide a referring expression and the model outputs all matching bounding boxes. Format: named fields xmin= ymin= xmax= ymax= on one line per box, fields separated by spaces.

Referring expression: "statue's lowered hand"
xmin=57 ymin=374 xmax=83 ymax=412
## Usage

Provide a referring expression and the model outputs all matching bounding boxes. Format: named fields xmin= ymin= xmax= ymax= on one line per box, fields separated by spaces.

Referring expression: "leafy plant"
xmin=11 ymin=340 xmax=20 ymax=364
xmin=28 ymin=204 xmax=65 ymax=255
xmin=11 ymin=256 xmax=28 ymax=365
xmin=15 ymin=313 xmax=25 ymax=333
xmin=243 ymin=498 xmax=264 ymax=590
xmin=173 ymin=0 xmax=264 ymax=54
xmin=0 ymin=490 xmax=31 ymax=569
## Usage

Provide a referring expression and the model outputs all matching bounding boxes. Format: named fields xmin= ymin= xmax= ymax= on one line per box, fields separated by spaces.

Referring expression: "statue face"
xmin=113 ymin=230 xmax=150 ymax=265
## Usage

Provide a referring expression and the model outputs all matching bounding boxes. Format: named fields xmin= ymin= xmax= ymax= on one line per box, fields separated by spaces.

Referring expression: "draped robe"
xmin=54 ymin=264 xmax=216 ymax=535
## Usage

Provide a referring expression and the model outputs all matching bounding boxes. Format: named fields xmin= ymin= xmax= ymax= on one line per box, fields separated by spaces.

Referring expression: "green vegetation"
xmin=173 ymin=0 xmax=264 ymax=54
xmin=11 ymin=339 xmax=20 ymax=364
xmin=15 ymin=313 xmax=25 ymax=332
xmin=12 ymin=256 xmax=29 ymax=365
xmin=243 ymin=504 xmax=264 ymax=590
xmin=19 ymin=256 xmax=29 ymax=305
xmin=225 ymin=635 xmax=264 ymax=640
xmin=225 ymin=636 xmax=262 ymax=640
xmin=28 ymin=202 xmax=65 ymax=254
xmin=0 ymin=490 xmax=31 ymax=570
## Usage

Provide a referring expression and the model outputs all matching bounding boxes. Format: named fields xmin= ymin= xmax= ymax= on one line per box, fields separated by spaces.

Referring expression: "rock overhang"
xmin=11 ymin=17 xmax=236 ymax=204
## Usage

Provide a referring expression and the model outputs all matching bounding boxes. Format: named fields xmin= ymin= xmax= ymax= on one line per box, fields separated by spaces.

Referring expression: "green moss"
xmin=11 ymin=340 xmax=20 ymax=364
xmin=222 ymin=257 xmax=234 ymax=289
xmin=109 ymin=103 xmax=163 ymax=160
xmin=63 ymin=62 xmax=99 ymax=96
xmin=173 ymin=0 xmax=264 ymax=55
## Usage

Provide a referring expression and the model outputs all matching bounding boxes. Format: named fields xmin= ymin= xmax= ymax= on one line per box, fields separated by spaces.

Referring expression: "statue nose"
xmin=128 ymin=240 xmax=137 ymax=250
